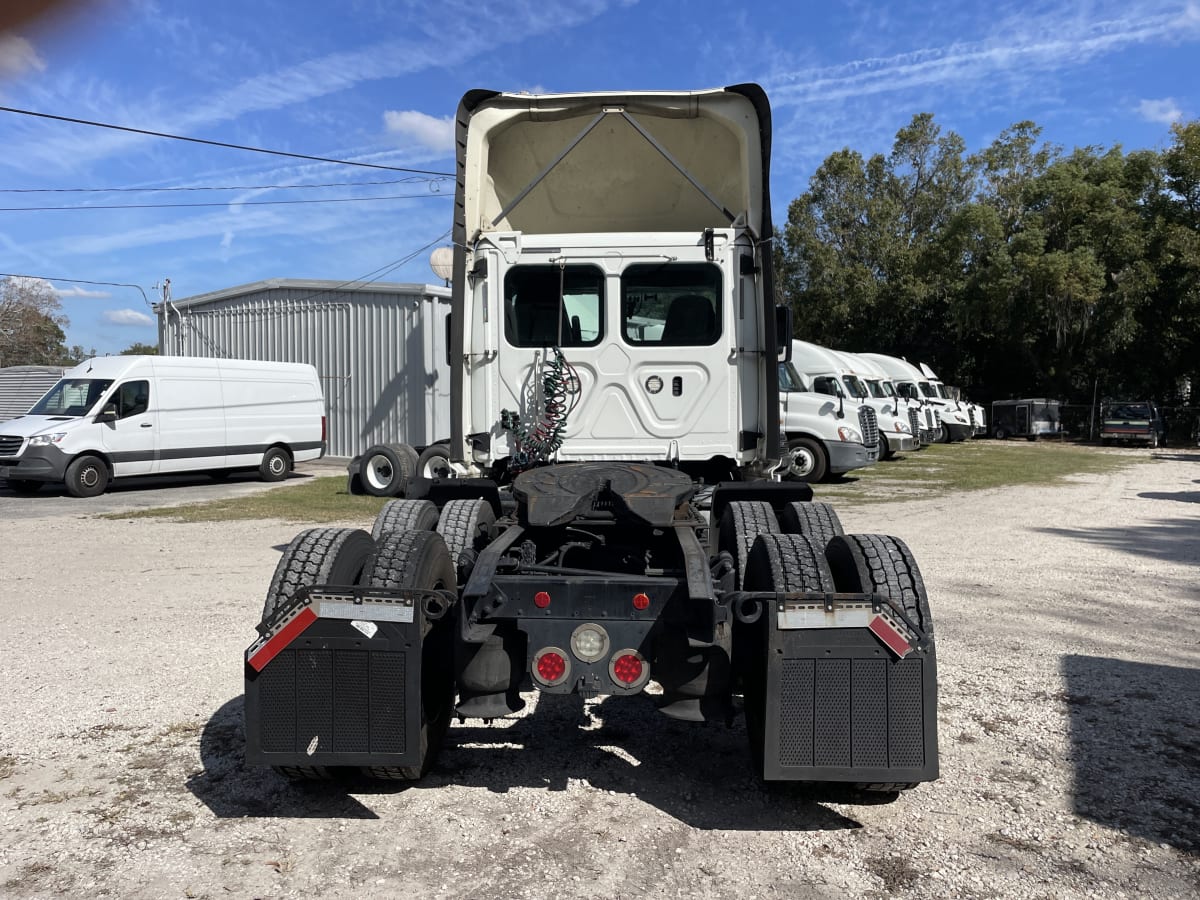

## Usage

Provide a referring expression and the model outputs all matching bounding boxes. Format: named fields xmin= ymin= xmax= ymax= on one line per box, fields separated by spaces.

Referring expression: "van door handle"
xmin=140 ymin=422 xmax=152 ymax=428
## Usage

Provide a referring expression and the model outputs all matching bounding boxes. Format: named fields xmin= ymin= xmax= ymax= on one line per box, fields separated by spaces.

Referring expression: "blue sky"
xmin=1 ymin=0 xmax=1198 ymax=355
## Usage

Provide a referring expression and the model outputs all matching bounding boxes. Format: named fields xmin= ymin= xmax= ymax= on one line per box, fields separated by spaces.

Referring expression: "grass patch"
xmin=815 ymin=440 xmax=1144 ymax=506
xmin=106 ymin=441 xmax=1145 ymax=522
xmin=106 ymin=475 xmax=387 ymax=523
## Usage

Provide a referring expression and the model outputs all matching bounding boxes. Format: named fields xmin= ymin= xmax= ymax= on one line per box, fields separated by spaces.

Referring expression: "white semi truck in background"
xmin=776 ymin=356 xmax=879 ymax=482
xmin=243 ymin=85 xmax=938 ymax=793
xmin=787 ymin=340 xmax=908 ymax=462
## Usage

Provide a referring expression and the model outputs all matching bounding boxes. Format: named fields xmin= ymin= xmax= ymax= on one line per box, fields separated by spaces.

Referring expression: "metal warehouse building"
xmin=0 ymin=365 xmax=67 ymax=422
xmin=156 ymin=279 xmax=451 ymax=458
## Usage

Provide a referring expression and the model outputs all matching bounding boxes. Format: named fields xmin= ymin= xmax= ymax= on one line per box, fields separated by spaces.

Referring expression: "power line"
xmin=0 ymin=104 xmax=455 ymax=177
xmin=0 ymin=177 xmax=451 ymax=194
xmin=0 ymin=272 xmax=151 ymax=306
xmin=0 ymin=192 xmax=453 ymax=212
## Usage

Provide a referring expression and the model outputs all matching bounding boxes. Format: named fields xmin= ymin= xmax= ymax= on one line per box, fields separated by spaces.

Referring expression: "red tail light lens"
xmin=632 ymin=592 xmax=650 ymax=610
xmin=608 ymin=650 xmax=649 ymax=689
xmin=533 ymin=591 xmax=551 ymax=609
xmin=612 ymin=654 xmax=643 ymax=684
xmin=532 ymin=647 xmax=569 ymax=686
xmin=321 ymin=415 xmax=327 ymax=442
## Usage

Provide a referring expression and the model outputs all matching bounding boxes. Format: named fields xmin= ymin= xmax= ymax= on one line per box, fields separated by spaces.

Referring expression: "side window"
xmin=503 ymin=265 xmax=603 ymax=348
xmin=812 ymin=376 xmax=842 ymax=397
xmin=113 ymin=380 xmax=150 ymax=418
xmin=621 ymin=262 xmax=721 ymax=346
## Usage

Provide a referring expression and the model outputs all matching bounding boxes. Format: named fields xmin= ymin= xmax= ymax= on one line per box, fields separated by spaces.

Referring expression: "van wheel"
xmin=6 ymin=479 xmax=42 ymax=494
xmin=993 ymin=427 xmax=1007 ymax=440
xmin=783 ymin=437 xmax=827 ymax=482
xmin=65 ymin=455 xmax=109 ymax=498
xmin=260 ymin=446 xmax=291 ymax=482
xmin=418 ymin=443 xmax=453 ymax=479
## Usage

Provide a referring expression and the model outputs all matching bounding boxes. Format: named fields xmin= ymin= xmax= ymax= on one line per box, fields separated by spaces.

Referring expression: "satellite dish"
xmin=429 ymin=247 xmax=454 ymax=285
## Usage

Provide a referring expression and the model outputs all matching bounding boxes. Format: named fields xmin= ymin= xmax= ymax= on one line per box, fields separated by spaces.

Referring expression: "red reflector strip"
xmin=868 ymin=613 xmax=913 ymax=659
xmin=247 ymin=607 xmax=317 ymax=672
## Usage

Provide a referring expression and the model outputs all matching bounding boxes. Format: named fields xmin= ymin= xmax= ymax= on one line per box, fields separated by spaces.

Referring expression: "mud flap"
xmin=759 ymin=598 xmax=938 ymax=783
xmin=244 ymin=590 xmax=426 ymax=769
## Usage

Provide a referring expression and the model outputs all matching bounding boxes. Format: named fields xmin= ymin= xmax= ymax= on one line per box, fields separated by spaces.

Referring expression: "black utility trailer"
xmin=991 ymin=398 xmax=1063 ymax=440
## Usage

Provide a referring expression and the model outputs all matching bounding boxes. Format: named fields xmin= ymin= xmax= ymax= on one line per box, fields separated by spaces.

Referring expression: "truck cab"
xmin=244 ymin=85 xmax=938 ymax=794
xmin=777 ymin=357 xmax=878 ymax=482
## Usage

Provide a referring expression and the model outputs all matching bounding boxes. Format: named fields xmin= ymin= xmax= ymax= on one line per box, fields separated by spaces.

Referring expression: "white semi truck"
xmin=840 ymin=351 xmax=924 ymax=453
xmin=777 ymin=355 xmax=879 ymax=482
xmin=862 ymin=353 xmax=961 ymax=443
xmin=243 ymin=85 xmax=938 ymax=792
xmin=791 ymin=341 xmax=916 ymax=460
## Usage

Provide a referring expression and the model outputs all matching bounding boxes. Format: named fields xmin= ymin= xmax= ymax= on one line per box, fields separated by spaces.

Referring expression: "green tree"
xmin=120 ymin=342 xmax=159 ymax=355
xmin=0 ymin=277 xmax=69 ymax=366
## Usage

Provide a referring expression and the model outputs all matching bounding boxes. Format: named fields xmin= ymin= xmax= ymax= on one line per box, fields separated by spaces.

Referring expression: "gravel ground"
xmin=0 ymin=447 xmax=1198 ymax=899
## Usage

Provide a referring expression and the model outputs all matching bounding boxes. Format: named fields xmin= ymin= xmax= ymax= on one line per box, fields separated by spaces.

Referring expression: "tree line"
xmin=0 ymin=277 xmax=156 ymax=365
xmin=776 ymin=115 xmax=1200 ymax=405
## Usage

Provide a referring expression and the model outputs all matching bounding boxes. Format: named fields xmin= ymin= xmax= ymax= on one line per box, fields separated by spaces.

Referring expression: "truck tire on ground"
xmin=994 ymin=427 xmax=1008 ymax=440
xmin=436 ymin=498 xmax=496 ymax=564
xmin=782 ymin=436 xmax=827 ymax=482
xmin=64 ymin=454 xmax=109 ymax=498
xmin=780 ymin=501 xmax=844 ymax=549
xmin=360 ymin=444 xmax=415 ymax=497
xmin=259 ymin=446 xmax=291 ymax=482
xmin=359 ymin=530 xmax=457 ymax=781
xmin=417 ymin=442 xmax=453 ymax=479
xmin=371 ymin=498 xmax=440 ymax=541
xmin=824 ymin=532 xmax=934 ymax=794
xmin=717 ymin=500 xmax=780 ymax=588
xmin=740 ymin=533 xmax=835 ymax=776
xmin=260 ymin=527 xmax=376 ymax=626
xmin=879 ymin=436 xmax=895 ymax=461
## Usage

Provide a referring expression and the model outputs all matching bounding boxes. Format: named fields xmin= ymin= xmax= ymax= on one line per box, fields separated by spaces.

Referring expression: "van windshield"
xmin=28 ymin=379 xmax=114 ymax=417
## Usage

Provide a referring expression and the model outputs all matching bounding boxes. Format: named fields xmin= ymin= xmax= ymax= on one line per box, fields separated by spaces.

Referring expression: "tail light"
xmin=532 ymin=647 xmax=570 ymax=687
xmin=570 ymin=623 xmax=610 ymax=662
xmin=321 ymin=415 xmax=327 ymax=442
xmin=609 ymin=650 xmax=650 ymax=690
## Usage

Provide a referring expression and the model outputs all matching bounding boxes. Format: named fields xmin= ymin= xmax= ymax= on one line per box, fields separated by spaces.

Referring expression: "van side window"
xmin=113 ymin=380 xmax=150 ymax=418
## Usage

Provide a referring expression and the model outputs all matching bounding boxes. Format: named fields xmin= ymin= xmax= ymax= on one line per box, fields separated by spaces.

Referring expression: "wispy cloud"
xmin=383 ymin=110 xmax=453 ymax=152
xmin=0 ymin=35 xmax=45 ymax=78
xmin=1137 ymin=97 xmax=1184 ymax=124
xmin=102 ymin=308 xmax=154 ymax=326
xmin=54 ymin=285 xmax=110 ymax=298
xmin=766 ymin=5 xmax=1200 ymax=106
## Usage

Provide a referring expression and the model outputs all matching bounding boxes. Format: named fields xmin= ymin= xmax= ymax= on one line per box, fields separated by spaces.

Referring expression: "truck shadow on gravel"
xmin=1034 ymin=518 xmax=1200 ymax=567
xmin=187 ymin=694 xmax=877 ymax=830
xmin=1062 ymin=655 xmax=1200 ymax=853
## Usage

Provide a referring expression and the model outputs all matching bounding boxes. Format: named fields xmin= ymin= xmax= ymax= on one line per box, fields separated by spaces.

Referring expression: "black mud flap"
xmin=759 ymin=597 xmax=938 ymax=783
xmin=244 ymin=589 xmax=428 ymax=770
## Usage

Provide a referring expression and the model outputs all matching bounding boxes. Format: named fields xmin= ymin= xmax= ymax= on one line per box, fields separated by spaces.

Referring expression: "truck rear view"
xmin=243 ymin=85 xmax=938 ymax=793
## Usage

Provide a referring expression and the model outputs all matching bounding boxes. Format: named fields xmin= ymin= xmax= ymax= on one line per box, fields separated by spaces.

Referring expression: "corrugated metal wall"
xmin=159 ymin=282 xmax=451 ymax=458
xmin=0 ymin=366 xmax=66 ymax=421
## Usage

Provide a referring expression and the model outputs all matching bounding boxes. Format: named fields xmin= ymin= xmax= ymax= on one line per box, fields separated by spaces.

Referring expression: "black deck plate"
xmin=513 ymin=462 xmax=694 ymax=527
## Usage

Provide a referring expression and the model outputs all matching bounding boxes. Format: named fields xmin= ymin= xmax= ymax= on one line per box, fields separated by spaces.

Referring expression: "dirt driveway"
xmin=0 ymin=449 xmax=1197 ymax=898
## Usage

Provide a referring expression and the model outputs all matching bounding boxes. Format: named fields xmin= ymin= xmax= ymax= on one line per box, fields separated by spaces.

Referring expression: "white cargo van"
xmin=0 ymin=356 xmax=325 ymax=497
